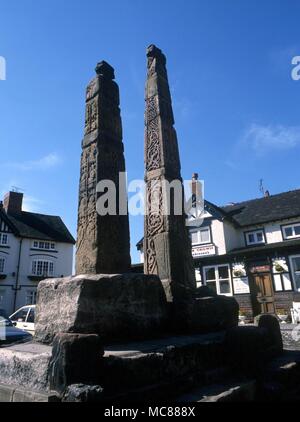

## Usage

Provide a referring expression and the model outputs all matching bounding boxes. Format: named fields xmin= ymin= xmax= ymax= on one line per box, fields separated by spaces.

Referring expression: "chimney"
xmin=3 ymin=191 xmax=23 ymax=214
xmin=191 ymin=173 xmax=199 ymax=208
xmin=192 ymin=173 xmax=198 ymax=193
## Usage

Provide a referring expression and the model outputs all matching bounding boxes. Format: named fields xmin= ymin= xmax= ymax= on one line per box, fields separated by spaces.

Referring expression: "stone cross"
xmin=143 ymin=45 xmax=196 ymax=304
xmin=76 ymin=61 xmax=131 ymax=274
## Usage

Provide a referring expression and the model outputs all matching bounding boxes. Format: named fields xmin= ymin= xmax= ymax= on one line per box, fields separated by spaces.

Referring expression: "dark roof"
xmin=227 ymin=238 xmax=300 ymax=256
xmin=221 ymin=189 xmax=300 ymax=227
xmin=0 ymin=209 xmax=75 ymax=244
xmin=136 ymin=190 xmax=300 ymax=249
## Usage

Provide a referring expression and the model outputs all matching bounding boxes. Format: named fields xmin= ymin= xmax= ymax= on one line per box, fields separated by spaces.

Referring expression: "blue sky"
xmin=0 ymin=0 xmax=300 ymax=263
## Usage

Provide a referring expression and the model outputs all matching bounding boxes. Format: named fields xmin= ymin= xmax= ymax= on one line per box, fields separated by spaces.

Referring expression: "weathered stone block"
xmin=0 ymin=342 xmax=51 ymax=391
xmin=188 ymin=296 xmax=239 ymax=333
xmin=62 ymin=384 xmax=103 ymax=402
xmin=49 ymin=333 xmax=103 ymax=394
xmin=256 ymin=314 xmax=283 ymax=357
xmin=35 ymin=274 xmax=168 ymax=344
xmin=224 ymin=326 xmax=276 ymax=376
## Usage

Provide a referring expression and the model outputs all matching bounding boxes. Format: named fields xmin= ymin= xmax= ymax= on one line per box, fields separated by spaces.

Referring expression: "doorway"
xmin=251 ymin=273 xmax=275 ymax=316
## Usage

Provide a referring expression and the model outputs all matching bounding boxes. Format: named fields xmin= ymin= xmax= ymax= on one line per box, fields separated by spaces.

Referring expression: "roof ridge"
xmin=221 ymin=188 xmax=300 ymax=209
xmin=21 ymin=210 xmax=61 ymax=219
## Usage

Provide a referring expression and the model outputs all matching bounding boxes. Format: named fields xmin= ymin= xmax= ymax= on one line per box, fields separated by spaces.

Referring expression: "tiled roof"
xmin=0 ymin=209 xmax=75 ymax=244
xmin=221 ymin=189 xmax=300 ymax=227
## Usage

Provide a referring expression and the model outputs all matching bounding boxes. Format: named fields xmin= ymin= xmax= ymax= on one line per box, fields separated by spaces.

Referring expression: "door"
xmin=253 ymin=273 xmax=275 ymax=315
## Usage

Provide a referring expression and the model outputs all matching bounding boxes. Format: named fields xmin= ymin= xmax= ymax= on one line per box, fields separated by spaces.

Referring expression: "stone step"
xmin=177 ymin=380 xmax=256 ymax=402
xmin=258 ymin=350 xmax=300 ymax=401
xmin=0 ymin=383 xmax=53 ymax=402
xmin=101 ymin=332 xmax=227 ymax=399
xmin=177 ymin=350 xmax=300 ymax=403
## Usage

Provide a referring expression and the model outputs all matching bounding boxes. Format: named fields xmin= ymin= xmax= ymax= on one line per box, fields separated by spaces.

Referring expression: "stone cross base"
xmin=34 ymin=274 xmax=169 ymax=344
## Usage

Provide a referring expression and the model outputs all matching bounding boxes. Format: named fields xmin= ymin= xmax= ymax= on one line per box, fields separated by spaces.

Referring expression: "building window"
xmin=0 ymin=257 xmax=5 ymax=274
xmin=290 ymin=255 xmax=300 ymax=292
xmin=26 ymin=290 xmax=37 ymax=305
xmin=203 ymin=264 xmax=232 ymax=296
xmin=190 ymin=227 xmax=211 ymax=245
xmin=0 ymin=289 xmax=5 ymax=308
xmin=32 ymin=241 xmax=55 ymax=250
xmin=283 ymin=223 xmax=300 ymax=240
xmin=31 ymin=260 xmax=54 ymax=277
xmin=0 ymin=233 xmax=8 ymax=246
xmin=245 ymin=230 xmax=265 ymax=246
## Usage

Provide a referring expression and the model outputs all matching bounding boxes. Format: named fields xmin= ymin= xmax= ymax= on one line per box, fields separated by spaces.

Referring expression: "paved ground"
xmin=280 ymin=324 xmax=300 ymax=351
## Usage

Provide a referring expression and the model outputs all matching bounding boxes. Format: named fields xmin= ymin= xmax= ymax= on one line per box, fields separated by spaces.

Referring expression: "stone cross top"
xmin=76 ymin=61 xmax=131 ymax=274
xmin=143 ymin=45 xmax=196 ymax=304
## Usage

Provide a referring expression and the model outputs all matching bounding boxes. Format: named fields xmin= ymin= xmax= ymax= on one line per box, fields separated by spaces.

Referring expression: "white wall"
xmin=0 ymin=233 xmax=73 ymax=315
xmin=223 ymin=221 xmax=243 ymax=252
xmin=210 ymin=219 xmax=227 ymax=255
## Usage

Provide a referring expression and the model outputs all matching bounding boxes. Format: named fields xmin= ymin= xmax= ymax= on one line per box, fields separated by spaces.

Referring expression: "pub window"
xmin=0 ymin=257 xmax=5 ymax=273
xmin=245 ymin=230 xmax=265 ymax=246
xmin=273 ymin=273 xmax=292 ymax=292
xmin=203 ymin=264 xmax=232 ymax=296
xmin=290 ymin=255 xmax=300 ymax=292
xmin=190 ymin=227 xmax=211 ymax=245
xmin=283 ymin=223 xmax=300 ymax=240
xmin=0 ymin=233 xmax=8 ymax=246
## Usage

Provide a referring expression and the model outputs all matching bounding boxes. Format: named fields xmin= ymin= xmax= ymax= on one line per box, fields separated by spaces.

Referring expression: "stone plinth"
xmin=35 ymin=274 xmax=168 ymax=344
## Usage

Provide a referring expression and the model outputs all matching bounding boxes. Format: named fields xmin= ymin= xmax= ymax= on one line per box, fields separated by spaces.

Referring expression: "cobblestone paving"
xmin=280 ymin=324 xmax=300 ymax=351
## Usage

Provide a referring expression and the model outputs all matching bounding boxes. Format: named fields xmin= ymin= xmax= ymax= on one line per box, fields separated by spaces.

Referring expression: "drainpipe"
xmin=13 ymin=238 xmax=23 ymax=312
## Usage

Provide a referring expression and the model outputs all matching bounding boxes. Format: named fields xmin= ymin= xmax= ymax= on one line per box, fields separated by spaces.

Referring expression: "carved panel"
xmin=145 ymin=238 xmax=158 ymax=275
xmin=85 ymin=98 xmax=98 ymax=135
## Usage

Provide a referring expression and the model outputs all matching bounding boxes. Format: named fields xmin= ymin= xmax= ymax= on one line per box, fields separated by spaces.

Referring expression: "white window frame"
xmin=31 ymin=259 xmax=54 ymax=277
xmin=0 ymin=233 xmax=8 ymax=246
xmin=32 ymin=240 xmax=56 ymax=250
xmin=26 ymin=290 xmax=37 ymax=305
xmin=289 ymin=254 xmax=300 ymax=292
xmin=245 ymin=230 xmax=265 ymax=246
xmin=190 ymin=227 xmax=211 ymax=246
xmin=0 ymin=289 xmax=6 ymax=307
xmin=203 ymin=264 xmax=233 ymax=296
xmin=0 ymin=257 xmax=5 ymax=274
xmin=283 ymin=223 xmax=300 ymax=240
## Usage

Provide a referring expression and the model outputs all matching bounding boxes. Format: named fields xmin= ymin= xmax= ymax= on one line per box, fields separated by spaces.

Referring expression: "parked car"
xmin=10 ymin=305 xmax=36 ymax=335
xmin=0 ymin=316 xmax=32 ymax=347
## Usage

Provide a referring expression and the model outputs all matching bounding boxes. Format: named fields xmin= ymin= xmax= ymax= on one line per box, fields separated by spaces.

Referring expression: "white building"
xmin=137 ymin=188 xmax=300 ymax=319
xmin=0 ymin=191 xmax=75 ymax=316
